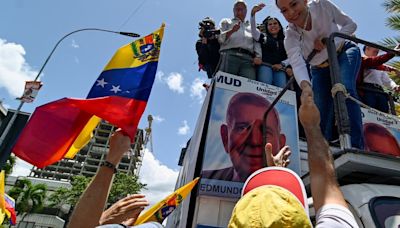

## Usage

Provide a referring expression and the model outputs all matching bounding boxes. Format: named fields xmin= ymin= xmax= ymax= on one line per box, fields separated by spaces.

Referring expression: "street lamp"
xmin=0 ymin=28 xmax=140 ymax=149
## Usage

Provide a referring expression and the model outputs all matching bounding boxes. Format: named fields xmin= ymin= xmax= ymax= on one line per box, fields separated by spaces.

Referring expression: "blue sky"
xmin=1 ymin=0 xmax=398 ymax=203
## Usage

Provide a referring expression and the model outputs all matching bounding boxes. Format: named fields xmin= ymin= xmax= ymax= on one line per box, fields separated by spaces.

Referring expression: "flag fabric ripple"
xmin=13 ymin=24 xmax=165 ymax=168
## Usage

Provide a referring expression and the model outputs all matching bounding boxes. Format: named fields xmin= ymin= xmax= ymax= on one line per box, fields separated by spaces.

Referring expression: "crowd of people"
xmin=196 ymin=0 xmax=400 ymax=150
xmin=64 ymin=0 xmax=399 ymax=227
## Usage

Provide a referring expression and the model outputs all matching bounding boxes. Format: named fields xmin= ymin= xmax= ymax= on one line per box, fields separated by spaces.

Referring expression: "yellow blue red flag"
xmin=135 ymin=177 xmax=200 ymax=225
xmin=4 ymin=194 xmax=16 ymax=225
xmin=13 ymin=24 xmax=165 ymax=167
xmin=0 ymin=171 xmax=6 ymax=224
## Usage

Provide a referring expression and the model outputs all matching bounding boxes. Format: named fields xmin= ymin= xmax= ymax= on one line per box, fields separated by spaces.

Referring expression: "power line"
xmin=119 ymin=0 xmax=147 ymax=30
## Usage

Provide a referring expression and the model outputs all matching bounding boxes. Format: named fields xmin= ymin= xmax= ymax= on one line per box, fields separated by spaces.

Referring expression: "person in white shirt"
xmin=218 ymin=0 xmax=262 ymax=80
xmin=276 ymin=0 xmax=364 ymax=149
xmin=362 ymin=45 xmax=400 ymax=113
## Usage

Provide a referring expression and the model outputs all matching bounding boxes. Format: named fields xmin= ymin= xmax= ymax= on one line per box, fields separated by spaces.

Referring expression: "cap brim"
xmin=242 ymin=167 xmax=309 ymax=216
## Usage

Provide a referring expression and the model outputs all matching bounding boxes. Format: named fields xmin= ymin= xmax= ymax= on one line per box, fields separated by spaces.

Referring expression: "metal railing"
xmin=262 ymin=77 xmax=295 ymax=165
xmin=325 ymin=32 xmax=400 ymax=149
xmin=261 ymin=32 xmax=400 ymax=164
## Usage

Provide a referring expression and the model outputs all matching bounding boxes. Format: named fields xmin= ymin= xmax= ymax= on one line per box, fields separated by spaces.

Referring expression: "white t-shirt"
xmin=218 ymin=17 xmax=262 ymax=58
xmin=284 ymin=0 xmax=357 ymax=85
xmin=364 ymin=69 xmax=398 ymax=90
xmin=315 ymin=204 xmax=359 ymax=228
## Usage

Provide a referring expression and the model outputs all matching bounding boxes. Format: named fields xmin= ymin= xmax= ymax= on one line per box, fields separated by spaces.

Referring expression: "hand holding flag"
xmin=134 ymin=177 xmax=200 ymax=225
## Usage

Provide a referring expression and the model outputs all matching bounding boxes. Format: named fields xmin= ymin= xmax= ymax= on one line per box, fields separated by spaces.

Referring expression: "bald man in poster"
xmin=202 ymin=92 xmax=290 ymax=182
xmin=363 ymin=122 xmax=400 ymax=157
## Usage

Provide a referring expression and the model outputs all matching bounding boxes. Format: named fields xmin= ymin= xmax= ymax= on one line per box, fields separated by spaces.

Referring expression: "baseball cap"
xmin=228 ymin=167 xmax=311 ymax=228
xmin=234 ymin=0 xmax=247 ymax=8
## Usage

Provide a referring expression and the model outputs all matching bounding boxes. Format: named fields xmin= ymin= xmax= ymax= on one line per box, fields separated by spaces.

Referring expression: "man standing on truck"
xmin=228 ymin=87 xmax=359 ymax=227
xmin=202 ymin=92 xmax=290 ymax=182
xmin=218 ymin=0 xmax=262 ymax=80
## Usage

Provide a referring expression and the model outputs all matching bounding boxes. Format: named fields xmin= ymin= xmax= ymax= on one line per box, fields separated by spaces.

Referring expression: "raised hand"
xmin=265 ymin=143 xmax=291 ymax=167
xmin=251 ymin=3 xmax=266 ymax=16
xmin=99 ymin=194 xmax=150 ymax=226
xmin=232 ymin=22 xmax=241 ymax=33
xmin=107 ymin=129 xmax=131 ymax=166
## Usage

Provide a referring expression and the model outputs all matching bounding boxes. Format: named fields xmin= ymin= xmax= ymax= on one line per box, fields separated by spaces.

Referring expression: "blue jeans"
xmin=311 ymin=42 xmax=364 ymax=149
xmin=362 ymin=86 xmax=389 ymax=113
xmin=257 ymin=65 xmax=287 ymax=88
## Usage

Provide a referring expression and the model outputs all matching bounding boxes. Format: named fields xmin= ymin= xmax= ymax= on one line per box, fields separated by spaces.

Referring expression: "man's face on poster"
xmin=221 ymin=98 xmax=286 ymax=181
xmin=364 ymin=129 xmax=400 ymax=157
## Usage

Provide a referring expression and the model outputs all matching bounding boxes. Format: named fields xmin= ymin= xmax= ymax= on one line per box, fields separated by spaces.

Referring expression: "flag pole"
xmin=0 ymin=28 xmax=141 ymax=162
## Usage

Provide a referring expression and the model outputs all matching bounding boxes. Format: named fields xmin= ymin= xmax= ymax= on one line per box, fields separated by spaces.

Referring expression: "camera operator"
xmin=196 ymin=17 xmax=221 ymax=79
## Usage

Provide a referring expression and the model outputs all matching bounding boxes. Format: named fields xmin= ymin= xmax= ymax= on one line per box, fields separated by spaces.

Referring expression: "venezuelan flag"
xmin=4 ymin=194 xmax=16 ymax=225
xmin=0 ymin=171 xmax=5 ymax=225
xmin=12 ymin=24 xmax=165 ymax=168
xmin=134 ymin=177 xmax=200 ymax=225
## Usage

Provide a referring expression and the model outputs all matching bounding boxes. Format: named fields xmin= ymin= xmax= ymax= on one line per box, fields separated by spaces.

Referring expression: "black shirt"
xmin=196 ymin=38 xmax=220 ymax=74
xmin=258 ymin=33 xmax=287 ymax=65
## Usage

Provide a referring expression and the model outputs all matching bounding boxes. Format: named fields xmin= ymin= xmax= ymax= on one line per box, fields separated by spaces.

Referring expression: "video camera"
xmin=199 ymin=17 xmax=221 ymax=39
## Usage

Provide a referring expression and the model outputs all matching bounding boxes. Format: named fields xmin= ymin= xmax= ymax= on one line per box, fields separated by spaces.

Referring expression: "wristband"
xmin=101 ymin=161 xmax=118 ymax=173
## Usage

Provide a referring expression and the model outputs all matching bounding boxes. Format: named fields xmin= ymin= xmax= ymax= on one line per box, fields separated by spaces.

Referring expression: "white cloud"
xmin=152 ymin=115 xmax=165 ymax=123
xmin=0 ymin=38 xmax=37 ymax=97
xmin=156 ymin=70 xmax=164 ymax=82
xmin=71 ymin=39 xmax=79 ymax=48
xmin=178 ymin=120 xmax=190 ymax=135
xmin=157 ymin=71 xmax=185 ymax=94
xmin=11 ymin=158 xmax=32 ymax=177
xmin=165 ymin=72 xmax=184 ymax=94
xmin=139 ymin=149 xmax=179 ymax=206
xmin=74 ymin=56 xmax=80 ymax=64
xmin=190 ymin=78 xmax=206 ymax=102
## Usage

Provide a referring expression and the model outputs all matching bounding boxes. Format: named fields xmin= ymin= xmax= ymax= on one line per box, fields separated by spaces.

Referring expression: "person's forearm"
xmin=304 ymin=126 xmax=333 ymax=168
xmin=225 ymin=28 xmax=236 ymax=40
xmin=68 ymin=167 xmax=115 ymax=228
xmin=250 ymin=16 xmax=261 ymax=40
xmin=304 ymin=125 xmax=346 ymax=211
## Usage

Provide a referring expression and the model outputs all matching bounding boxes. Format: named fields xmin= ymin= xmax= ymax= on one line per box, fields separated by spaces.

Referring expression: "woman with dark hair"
xmin=276 ymin=0 xmax=364 ymax=149
xmin=251 ymin=3 xmax=293 ymax=88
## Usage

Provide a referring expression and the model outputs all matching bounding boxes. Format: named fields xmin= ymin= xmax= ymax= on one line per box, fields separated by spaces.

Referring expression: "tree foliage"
xmin=8 ymin=178 xmax=47 ymax=215
xmin=48 ymin=173 xmax=145 ymax=209
xmin=381 ymin=0 xmax=400 ymax=112
xmin=48 ymin=175 xmax=91 ymax=208
xmin=108 ymin=173 xmax=146 ymax=205
xmin=3 ymin=155 xmax=16 ymax=178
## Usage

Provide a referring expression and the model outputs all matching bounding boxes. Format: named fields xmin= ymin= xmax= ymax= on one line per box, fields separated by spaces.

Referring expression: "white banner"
xmin=20 ymin=81 xmax=42 ymax=103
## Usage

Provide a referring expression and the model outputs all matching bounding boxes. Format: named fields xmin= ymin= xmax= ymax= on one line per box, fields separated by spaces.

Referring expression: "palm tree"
xmin=7 ymin=178 xmax=47 ymax=222
xmin=4 ymin=155 xmax=16 ymax=178
xmin=381 ymin=0 xmax=400 ymax=112
xmin=382 ymin=0 xmax=400 ymax=49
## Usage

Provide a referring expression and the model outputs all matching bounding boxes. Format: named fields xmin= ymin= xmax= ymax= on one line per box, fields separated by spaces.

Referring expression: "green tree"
xmin=7 ymin=178 xmax=47 ymax=219
xmin=381 ymin=0 xmax=400 ymax=112
xmin=381 ymin=0 xmax=400 ymax=78
xmin=3 ymin=155 xmax=16 ymax=178
xmin=48 ymin=175 xmax=91 ymax=208
xmin=108 ymin=173 xmax=146 ymax=205
xmin=48 ymin=173 xmax=145 ymax=209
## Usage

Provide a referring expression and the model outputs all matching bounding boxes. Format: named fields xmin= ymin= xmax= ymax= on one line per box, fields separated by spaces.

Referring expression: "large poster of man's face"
xmin=361 ymin=108 xmax=400 ymax=157
xmin=199 ymin=72 xmax=300 ymax=198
